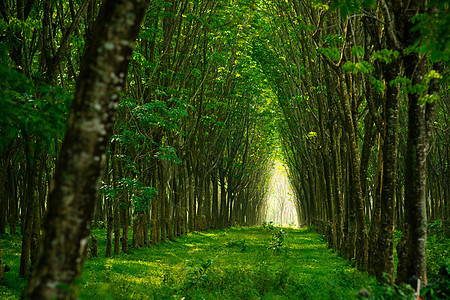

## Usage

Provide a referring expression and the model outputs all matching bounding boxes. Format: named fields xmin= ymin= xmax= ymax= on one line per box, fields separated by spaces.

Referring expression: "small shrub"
xmin=225 ymin=239 xmax=247 ymax=252
xmin=307 ymin=225 xmax=317 ymax=232
xmin=181 ymin=258 xmax=213 ymax=291
xmin=428 ymin=219 xmax=445 ymax=240
xmin=268 ymin=228 xmax=287 ymax=255
xmin=422 ymin=260 xmax=450 ymax=299
xmin=427 ymin=228 xmax=450 ymax=281
xmin=262 ymin=221 xmax=274 ymax=230
xmin=367 ymin=281 xmax=417 ymax=300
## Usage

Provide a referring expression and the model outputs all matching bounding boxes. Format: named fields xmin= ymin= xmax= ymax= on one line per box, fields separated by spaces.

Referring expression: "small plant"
xmin=226 ymin=239 xmax=248 ymax=252
xmin=365 ymin=281 xmax=417 ymax=300
xmin=428 ymin=219 xmax=445 ymax=240
xmin=422 ymin=260 xmax=450 ymax=299
xmin=268 ymin=228 xmax=287 ymax=255
xmin=181 ymin=258 xmax=213 ymax=291
xmin=307 ymin=225 xmax=316 ymax=232
xmin=262 ymin=221 xmax=274 ymax=230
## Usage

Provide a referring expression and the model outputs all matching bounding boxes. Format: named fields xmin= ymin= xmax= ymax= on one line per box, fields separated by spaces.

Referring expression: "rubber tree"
xmin=23 ymin=0 xmax=149 ymax=298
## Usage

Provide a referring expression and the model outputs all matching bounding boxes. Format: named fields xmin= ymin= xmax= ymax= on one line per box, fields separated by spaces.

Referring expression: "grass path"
xmin=1 ymin=227 xmax=376 ymax=299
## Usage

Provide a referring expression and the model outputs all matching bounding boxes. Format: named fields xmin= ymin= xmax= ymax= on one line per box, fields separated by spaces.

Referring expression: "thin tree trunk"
xmin=0 ymin=241 xmax=3 ymax=280
xmin=212 ymin=171 xmax=219 ymax=228
xmin=159 ymin=162 xmax=167 ymax=241
xmin=337 ymin=71 xmax=368 ymax=270
xmin=368 ymin=134 xmax=383 ymax=273
xmin=20 ymin=136 xmax=36 ymax=278
xmin=8 ymin=164 xmax=18 ymax=235
xmin=151 ymin=164 xmax=160 ymax=244
xmin=105 ymin=193 xmax=113 ymax=257
xmin=188 ymin=167 xmax=195 ymax=232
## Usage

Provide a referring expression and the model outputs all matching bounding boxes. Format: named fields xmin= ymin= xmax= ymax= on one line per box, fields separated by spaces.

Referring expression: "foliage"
xmin=409 ymin=0 xmax=450 ymax=66
xmin=428 ymin=219 xmax=446 ymax=241
xmin=0 ymin=65 xmax=71 ymax=153
xmin=427 ymin=221 xmax=450 ymax=282
xmin=262 ymin=222 xmax=287 ymax=255
xmin=261 ymin=221 xmax=274 ymax=230
xmin=180 ymin=258 xmax=213 ymax=291
xmin=422 ymin=261 xmax=450 ymax=299
xmin=367 ymin=280 xmax=417 ymax=300
xmin=268 ymin=228 xmax=287 ymax=255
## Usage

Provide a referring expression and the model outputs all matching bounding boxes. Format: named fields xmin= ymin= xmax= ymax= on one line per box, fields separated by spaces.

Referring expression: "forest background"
xmin=0 ymin=0 xmax=448 ymax=299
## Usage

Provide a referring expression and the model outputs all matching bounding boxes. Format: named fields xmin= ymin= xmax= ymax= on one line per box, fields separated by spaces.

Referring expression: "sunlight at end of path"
xmin=265 ymin=160 xmax=299 ymax=227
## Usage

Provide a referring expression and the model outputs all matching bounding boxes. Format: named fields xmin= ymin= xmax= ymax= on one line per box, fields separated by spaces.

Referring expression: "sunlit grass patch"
xmin=1 ymin=226 xmax=379 ymax=299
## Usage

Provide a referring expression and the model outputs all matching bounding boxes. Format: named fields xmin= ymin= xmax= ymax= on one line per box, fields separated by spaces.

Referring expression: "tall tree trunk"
xmin=219 ymin=165 xmax=227 ymax=227
xmin=368 ymin=135 xmax=383 ymax=273
xmin=113 ymin=152 xmax=121 ymax=255
xmin=0 ymin=243 xmax=5 ymax=282
xmin=382 ymin=0 xmax=429 ymax=285
xmin=105 ymin=194 xmax=113 ymax=257
xmin=337 ymin=71 xmax=368 ymax=270
xmin=8 ymin=164 xmax=18 ymax=235
xmin=23 ymin=1 xmax=149 ymax=298
xmin=205 ymin=174 xmax=211 ymax=229
xmin=180 ymin=165 xmax=187 ymax=235
xmin=396 ymin=62 xmax=429 ymax=284
xmin=0 ymin=241 xmax=3 ymax=280
xmin=121 ymin=190 xmax=129 ymax=252
xmin=151 ymin=164 xmax=160 ymax=244
xmin=374 ymin=56 xmax=401 ymax=281
xmin=159 ymin=162 xmax=167 ymax=241
xmin=211 ymin=171 xmax=219 ymax=228
xmin=20 ymin=135 xmax=37 ymax=278
xmin=188 ymin=167 xmax=195 ymax=232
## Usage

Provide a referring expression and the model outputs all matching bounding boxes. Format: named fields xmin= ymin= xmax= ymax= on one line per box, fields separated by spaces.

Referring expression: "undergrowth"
xmin=1 ymin=226 xmax=378 ymax=299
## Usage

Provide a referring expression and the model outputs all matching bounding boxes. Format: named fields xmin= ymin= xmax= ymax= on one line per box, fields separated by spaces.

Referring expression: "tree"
xmin=23 ymin=0 xmax=149 ymax=298
xmin=0 ymin=241 xmax=3 ymax=281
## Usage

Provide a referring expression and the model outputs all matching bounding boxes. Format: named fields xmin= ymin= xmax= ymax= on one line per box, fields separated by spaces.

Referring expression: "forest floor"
xmin=1 ymin=226 xmax=382 ymax=299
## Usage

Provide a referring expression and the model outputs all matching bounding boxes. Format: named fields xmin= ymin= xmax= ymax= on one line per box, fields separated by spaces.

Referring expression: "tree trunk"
xmin=396 ymin=69 xmax=429 ymax=284
xmin=105 ymin=193 xmax=113 ymax=257
xmin=121 ymin=190 xmax=129 ymax=253
xmin=151 ymin=164 xmax=160 ymax=244
xmin=368 ymin=135 xmax=383 ymax=273
xmin=382 ymin=0 xmax=429 ymax=285
xmin=0 ymin=241 xmax=4 ymax=281
xmin=211 ymin=171 xmax=219 ymax=228
xmin=23 ymin=0 xmax=149 ymax=298
xmin=374 ymin=56 xmax=401 ymax=282
xmin=337 ymin=71 xmax=368 ymax=270
xmin=205 ymin=174 xmax=211 ymax=229
xmin=159 ymin=162 xmax=167 ymax=241
xmin=20 ymin=136 xmax=37 ymax=278
xmin=186 ymin=164 xmax=194 ymax=232
xmin=8 ymin=164 xmax=18 ymax=235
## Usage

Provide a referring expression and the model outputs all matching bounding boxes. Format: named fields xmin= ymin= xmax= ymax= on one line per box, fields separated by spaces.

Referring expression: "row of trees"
xmin=255 ymin=0 xmax=448 ymax=285
xmin=0 ymin=0 xmax=448 ymax=298
xmin=0 ymin=0 xmax=277 ymax=297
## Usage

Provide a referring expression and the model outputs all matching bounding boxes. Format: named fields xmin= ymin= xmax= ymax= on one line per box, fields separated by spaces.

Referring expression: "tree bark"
xmin=396 ymin=61 xmax=429 ymax=284
xmin=337 ymin=71 xmax=368 ymax=270
xmin=0 ymin=241 xmax=4 ymax=281
xmin=23 ymin=0 xmax=149 ymax=298
xmin=20 ymin=135 xmax=37 ymax=278
xmin=381 ymin=0 xmax=429 ymax=285
xmin=374 ymin=56 xmax=401 ymax=281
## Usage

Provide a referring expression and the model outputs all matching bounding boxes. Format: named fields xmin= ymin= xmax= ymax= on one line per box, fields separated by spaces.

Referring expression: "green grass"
xmin=1 ymin=226 xmax=379 ymax=299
